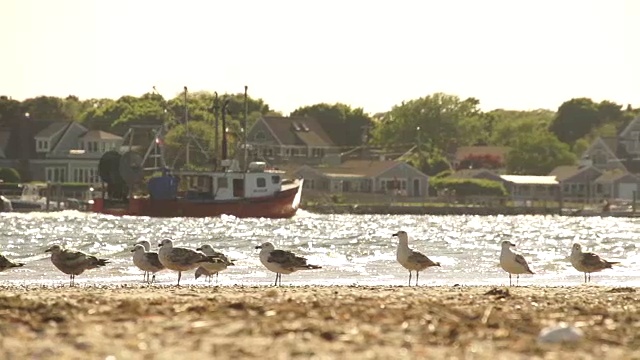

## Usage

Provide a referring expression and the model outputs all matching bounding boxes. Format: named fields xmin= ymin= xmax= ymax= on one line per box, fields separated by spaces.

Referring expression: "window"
xmin=37 ymin=140 xmax=49 ymax=152
xmin=271 ymin=175 xmax=280 ymax=184
xmin=100 ymin=142 xmax=106 ymax=153
xmin=217 ymin=177 xmax=228 ymax=188
xmin=257 ymin=177 xmax=266 ymax=188
xmin=46 ymin=167 xmax=66 ymax=182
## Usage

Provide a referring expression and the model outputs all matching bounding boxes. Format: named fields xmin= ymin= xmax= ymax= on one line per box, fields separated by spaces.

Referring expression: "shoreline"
xmin=0 ymin=285 xmax=638 ymax=359
xmin=301 ymin=204 xmax=640 ymax=217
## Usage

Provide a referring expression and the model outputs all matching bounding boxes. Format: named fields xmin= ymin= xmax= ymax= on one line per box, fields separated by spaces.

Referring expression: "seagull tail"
xmin=304 ymin=264 xmax=322 ymax=270
xmin=96 ymin=258 xmax=109 ymax=267
xmin=195 ymin=267 xmax=205 ymax=280
xmin=605 ymin=261 xmax=620 ymax=268
xmin=13 ymin=263 xmax=25 ymax=268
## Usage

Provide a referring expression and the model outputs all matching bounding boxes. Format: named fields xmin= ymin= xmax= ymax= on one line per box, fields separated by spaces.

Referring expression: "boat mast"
xmin=184 ymin=86 xmax=189 ymax=166
xmin=221 ymin=96 xmax=230 ymax=161
xmin=212 ymin=92 xmax=220 ymax=170
xmin=243 ymin=85 xmax=248 ymax=170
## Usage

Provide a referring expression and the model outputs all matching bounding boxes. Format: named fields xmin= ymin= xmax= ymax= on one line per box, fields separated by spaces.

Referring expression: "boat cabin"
xmin=172 ymin=161 xmax=285 ymax=201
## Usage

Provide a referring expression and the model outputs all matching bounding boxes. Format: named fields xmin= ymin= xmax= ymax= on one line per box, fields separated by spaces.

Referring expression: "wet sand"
xmin=0 ymin=285 xmax=638 ymax=359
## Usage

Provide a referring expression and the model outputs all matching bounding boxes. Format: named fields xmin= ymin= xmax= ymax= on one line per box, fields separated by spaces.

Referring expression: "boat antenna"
xmin=184 ymin=86 xmax=189 ymax=166
xmin=243 ymin=85 xmax=248 ymax=170
xmin=221 ymin=96 xmax=230 ymax=161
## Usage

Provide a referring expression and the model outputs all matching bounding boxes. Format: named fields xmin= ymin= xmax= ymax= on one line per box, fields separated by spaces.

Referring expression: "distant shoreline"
xmin=301 ymin=204 xmax=638 ymax=217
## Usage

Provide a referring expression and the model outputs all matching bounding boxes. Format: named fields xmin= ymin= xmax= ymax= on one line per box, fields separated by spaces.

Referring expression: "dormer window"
xmin=255 ymin=131 xmax=266 ymax=141
xmin=36 ymin=140 xmax=49 ymax=152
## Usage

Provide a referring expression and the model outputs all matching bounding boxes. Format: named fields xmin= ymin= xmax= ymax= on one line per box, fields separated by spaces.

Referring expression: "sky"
xmin=1 ymin=0 xmax=639 ymax=115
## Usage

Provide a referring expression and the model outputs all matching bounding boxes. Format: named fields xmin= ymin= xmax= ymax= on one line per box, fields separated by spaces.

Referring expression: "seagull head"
xmin=196 ymin=244 xmax=212 ymax=252
xmin=44 ymin=244 xmax=62 ymax=254
xmin=158 ymin=239 xmax=173 ymax=248
xmin=501 ymin=241 xmax=516 ymax=249
xmin=392 ymin=231 xmax=409 ymax=244
xmin=131 ymin=244 xmax=146 ymax=253
xmin=135 ymin=240 xmax=151 ymax=251
xmin=571 ymin=243 xmax=582 ymax=254
xmin=255 ymin=242 xmax=274 ymax=251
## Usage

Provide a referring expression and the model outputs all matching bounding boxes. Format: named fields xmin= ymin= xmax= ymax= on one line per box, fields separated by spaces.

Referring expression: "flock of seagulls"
xmin=0 ymin=232 xmax=623 ymax=287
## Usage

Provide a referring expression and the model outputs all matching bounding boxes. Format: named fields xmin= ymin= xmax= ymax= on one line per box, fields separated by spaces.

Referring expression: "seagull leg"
xmin=516 ymin=274 xmax=520 ymax=286
xmin=584 ymin=272 xmax=587 ymax=284
xmin=509 ymin=273 xmax=512 ymax=287
xmin=151 ymin=273 xmax=156 ymax=284
xmin=216 ymin=272 xmax=219 ymax=285
xmin=274 ymin=273 xmax=279 ymax=286
xmin=416 ymin=271 xmax=420 ymax=286
xmin=588 ymin=273 xmax=591 ymax=283
xmin=408 ymin=271 xmax=412 ymax=286
xmin=177 ymin=271 xmax=182 ymax=286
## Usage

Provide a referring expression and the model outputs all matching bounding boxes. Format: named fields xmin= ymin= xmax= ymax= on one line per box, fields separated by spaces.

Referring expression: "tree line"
xmin=0 ymin=92 xmax=637 ymax=176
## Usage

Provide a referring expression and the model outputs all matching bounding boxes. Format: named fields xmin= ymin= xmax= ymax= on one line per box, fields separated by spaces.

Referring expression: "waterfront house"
xmin=294 ymin=160 xmax=429 ymax=197
xmin=499 ymin=175 xmax=559 ymax=203
xmin=246 ymin=116 xmax=340 ymax=166
xmin=582 ymin=115 xmax=640 ymax=174
xmin=0 ymin=120 xmax=123 ymax=183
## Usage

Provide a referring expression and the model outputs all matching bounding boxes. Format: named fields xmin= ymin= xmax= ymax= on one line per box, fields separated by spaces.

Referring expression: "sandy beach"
xmin=0 ymin=285 xmax=638 ymax=360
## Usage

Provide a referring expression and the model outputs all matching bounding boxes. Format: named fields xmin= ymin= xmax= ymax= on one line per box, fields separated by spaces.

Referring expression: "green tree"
xmin=506 ymin=132 xmax=576 ymax=175
xmin=488 ymin=109 xmax=554 ymax=146
xmin=549 ymin=98 xmax=626 ymax=145
xmin=291 ymin=103 xmax=373 ymax=147
xmin=371 ymin=93 xmax=483 ymax=152
xmin=163 ymin=122 xmax=217 ymax=169
xmin=0 ymin=96 xmax=23 ymax=127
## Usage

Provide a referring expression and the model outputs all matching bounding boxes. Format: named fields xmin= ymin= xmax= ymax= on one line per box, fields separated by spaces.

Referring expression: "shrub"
xmin=0 ymin=167 xmax=21 ymax=183
xmin=429 ymin=177 xmax=507 ymax=197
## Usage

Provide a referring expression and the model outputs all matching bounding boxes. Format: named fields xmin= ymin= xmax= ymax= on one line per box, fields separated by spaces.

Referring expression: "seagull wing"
xmin=170 ymin=247 xmax=214 ymax=265
xmin=145 ymin=252 xmax=165 ymax=270
xmin=515 ymin=254 xmax=534 ymax=274
xmin=408 ymin=250 xmax=440 ymax=267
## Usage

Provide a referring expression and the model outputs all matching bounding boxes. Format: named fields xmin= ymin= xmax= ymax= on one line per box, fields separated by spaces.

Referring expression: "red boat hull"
xmin=92 ymin=181 xmax=303 ymax=219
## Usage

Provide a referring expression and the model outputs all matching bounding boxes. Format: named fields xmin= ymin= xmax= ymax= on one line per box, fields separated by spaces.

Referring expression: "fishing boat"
xmin=91 ymin=86 xmax=304 ymax=218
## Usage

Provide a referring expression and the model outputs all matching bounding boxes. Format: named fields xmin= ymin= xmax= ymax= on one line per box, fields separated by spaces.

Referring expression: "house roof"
xmin=500 ymin=175 xmax=559 ymax=185
xmin=35 ymin=122 xmax=70 ymax=138
xmin=81 ymin=130 xmax=122 ymax=140
xmin=454 ymin=146 xmax=511 ymax=162
xmin=307 ymin=160 xmax=404 ymax=178
xmin=260 ymin=116 xmax=334 ymax=147
xmin=548 ymin=165 xmax=581 ymax=181
xmin=594 ymin=170 xmax=638 ymax=184
xmin=449 ymin=169 xmax=497 ymax=179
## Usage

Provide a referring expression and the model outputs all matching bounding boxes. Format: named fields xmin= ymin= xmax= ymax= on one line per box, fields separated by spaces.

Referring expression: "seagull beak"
xmin=196 ymin=247 xmax=202 ymax=251
xmin=255 ymin=245 xmax=262 ymax=249
xmin=392 ymin=233 xmax=398 ymax=237
xmin=130 ymin=249 xmax=136 ymax=253
xmin=510 ymin=242 xmax=516 ymax=247
xmin=158 ymin=242 xmax=163 ymax=247
xmin=44 ymin=248 xmax=51 ymax=253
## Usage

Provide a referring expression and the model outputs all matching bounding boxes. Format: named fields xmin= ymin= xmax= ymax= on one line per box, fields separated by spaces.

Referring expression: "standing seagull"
xmin=157 ymin=239 xmax=222 ymax=286
xmin=131 ymin=244 xmax=165 ymax=284
xmin=393 ymin=231 xmax=440 ymax=286
xmin=570 ymin=243 xmax=619 ymax=283
xmin=499 ymin=241 xmax=534 ymax=286
xmin=255 ymin=242 xmax=321 ymax=286
xmin=132 ymin=240 xmax=154 ymax=282
xmin=0 ymin=254 xmax=25 ymax=272
xmin=194 ymin=244 xmax=235 ymax=284
xmin=45 ymin=245 xmax=109 ymax=286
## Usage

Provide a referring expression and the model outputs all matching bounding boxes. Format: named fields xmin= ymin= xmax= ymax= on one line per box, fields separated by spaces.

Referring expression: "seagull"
xmin=570 ymin=243 xmax=619 ymax=283
xmin=157 ymin=239 xmax=222 ymax=286
xmin=132 ymin=240 xmax=154 ymax=282
xmin=499 ymin=241 xmax=534 ymax=286
xmin=0 ymin=254 xmax=25 ymax=272
xmin=194 ymin=244 xmax=235 ymax=284
xmin=255 ymin=242 xmax=321 ymax=286
xmin=45 ymin=244 xmax=109 ymax=286
xmin=131 ymin=244 xmax=165 ymax=284
xmin=393 ymin=231 xmax=440 ymax=286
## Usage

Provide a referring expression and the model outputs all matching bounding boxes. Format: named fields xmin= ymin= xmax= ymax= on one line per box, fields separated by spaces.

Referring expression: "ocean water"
xmin=0 ymin=210 xmax=639 ymax=287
